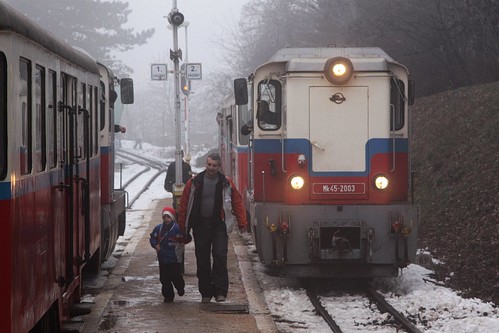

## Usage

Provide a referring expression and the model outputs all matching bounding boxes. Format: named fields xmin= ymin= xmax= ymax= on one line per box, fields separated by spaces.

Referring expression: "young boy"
xmin=149 ymin=206 xmax=185 ymax=302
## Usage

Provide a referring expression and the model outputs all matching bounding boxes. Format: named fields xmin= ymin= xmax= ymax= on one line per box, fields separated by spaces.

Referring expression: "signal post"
xmin=167 ymin=1 xmax=185 ymax=210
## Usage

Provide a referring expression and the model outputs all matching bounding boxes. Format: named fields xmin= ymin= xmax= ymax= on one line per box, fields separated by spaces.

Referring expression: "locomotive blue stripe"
xmin=254 ymin=138 xmax=408 ymax=176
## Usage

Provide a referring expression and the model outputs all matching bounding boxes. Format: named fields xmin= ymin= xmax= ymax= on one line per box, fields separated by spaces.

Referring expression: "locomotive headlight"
xmin=332 ymin=63 xmax=347 ymax=76
xmin=374 ymin=175 xmax=389 ymax=190
xmin=290 ymin=176 xmax=305 ymax=190
xmin=324 ymin=57 xmax=354 ymax=85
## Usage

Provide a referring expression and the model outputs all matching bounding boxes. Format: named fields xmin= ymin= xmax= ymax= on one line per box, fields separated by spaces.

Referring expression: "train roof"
xmin=0 ymin=2 xmax=100 ymax=74
xmin=259 ymin=47 xmax=408 ymax=73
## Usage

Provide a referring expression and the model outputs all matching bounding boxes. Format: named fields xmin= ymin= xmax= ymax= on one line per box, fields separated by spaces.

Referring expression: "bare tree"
xmin=5 ymin=0 xmax=154 ymax=76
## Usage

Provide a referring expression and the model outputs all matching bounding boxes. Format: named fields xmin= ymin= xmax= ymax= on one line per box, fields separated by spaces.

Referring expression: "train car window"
xmin=257 ymin=79 xmax=281 ymax=130
xmin=80 ymin=83 xmax=86 ymax=159
xmin=94 ymin=86 xmax=99 ymax=154
xmin=47 ymin=70 xmax=57 ymax=168
xmin=99 ymin=81 xmax=106 ymax=131
xmin=20 ymin=58 xmax=32 ymax=175
xmin=72 ymin=79 xmax=80 ymax=161
xmin=89 ymin=85 xmax=93 ymax=157
xmin=0 ymin=53 xmax=7 ymax=180
xmin=390 ymin=79 xmax=405 ymax=131
xmin=59 ymin=74 xmax=67 ymax=165
xmin=35 ymin=65 xmax=47 ymax=172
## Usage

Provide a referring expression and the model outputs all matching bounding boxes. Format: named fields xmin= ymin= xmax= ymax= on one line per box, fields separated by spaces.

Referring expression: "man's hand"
xmin=176 ymin=233 xmax=192 ymax=244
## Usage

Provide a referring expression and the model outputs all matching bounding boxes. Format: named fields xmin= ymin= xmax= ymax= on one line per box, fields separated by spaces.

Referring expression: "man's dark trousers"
xmin=192 ymin=219 xmax=228 ymax=298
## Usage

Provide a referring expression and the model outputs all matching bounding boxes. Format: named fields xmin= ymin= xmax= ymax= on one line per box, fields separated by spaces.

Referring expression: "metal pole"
xmin=184 ymin=24 xmax=190 ymax=158
xmin=170 ymin=0 xmax=184 ymax=208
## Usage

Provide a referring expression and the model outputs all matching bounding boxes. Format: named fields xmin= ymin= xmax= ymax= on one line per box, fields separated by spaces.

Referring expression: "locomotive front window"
xmin=0 ymin=53 xmax=6 ymax=180
xmin=390 ymin=78 xmax=405 ymax=131
xmin=257 ymin=79 xmax=281 ymax=130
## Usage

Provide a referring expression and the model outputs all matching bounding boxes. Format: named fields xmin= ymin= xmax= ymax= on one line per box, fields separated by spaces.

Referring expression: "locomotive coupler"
xmin=331 ymin=230 xmax=351 ymax=252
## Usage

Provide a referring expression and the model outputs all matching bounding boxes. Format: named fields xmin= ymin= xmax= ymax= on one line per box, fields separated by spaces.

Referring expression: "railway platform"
xmin=78 ymin=198 xmax=277 ymax=333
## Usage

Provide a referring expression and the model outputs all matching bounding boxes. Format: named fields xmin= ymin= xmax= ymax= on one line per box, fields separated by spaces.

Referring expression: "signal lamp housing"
xmin=168 ymin=11 xmax=185 ymax=26
xmin=324 ymin=57 xmax=354 ymax=85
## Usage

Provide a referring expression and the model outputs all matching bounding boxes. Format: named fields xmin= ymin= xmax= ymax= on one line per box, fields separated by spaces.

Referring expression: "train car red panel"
xmin=0 ymin=3 xmax=133 ymax=331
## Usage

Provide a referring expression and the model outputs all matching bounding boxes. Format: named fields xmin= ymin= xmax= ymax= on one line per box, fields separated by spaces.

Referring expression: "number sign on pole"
xmin=151 ymin=64 xmax=168 ymax=80
xmin=185 ymin=63 xmax=202 ymax=80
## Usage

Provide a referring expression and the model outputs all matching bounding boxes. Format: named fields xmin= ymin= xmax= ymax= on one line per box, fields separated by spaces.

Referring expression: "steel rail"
xmin=305 ymin=289 xmax=343 ymax=333
xmin=365 ymin=284 xmax=423 ymax=333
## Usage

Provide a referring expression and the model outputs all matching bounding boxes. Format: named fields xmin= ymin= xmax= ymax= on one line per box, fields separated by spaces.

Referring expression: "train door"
xmin=59 ymin=72 xmax=82 ymax=286
xmin=49 ymin=70 xmax=67 ymax=290
xmin=309 ymin=86 xmax=368 ymax=173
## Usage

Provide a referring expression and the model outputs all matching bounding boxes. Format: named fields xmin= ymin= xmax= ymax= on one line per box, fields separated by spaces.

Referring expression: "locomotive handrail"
xmin=256 ymin=133 xmax=282 ymax=137
xmin=390 ymin=104 xmax=396 ymax=172
xmin=261 ymin=170 xmax=266 ymax=202
xmin=281 ymin=137 xmax=287 ymax=173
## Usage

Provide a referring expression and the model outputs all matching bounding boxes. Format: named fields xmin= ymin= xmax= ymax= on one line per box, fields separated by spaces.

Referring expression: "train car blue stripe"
xmin=0 ymin=182 xmax=11 ymax=200
xmin=0 ymin=156 xmax=100 ymax=199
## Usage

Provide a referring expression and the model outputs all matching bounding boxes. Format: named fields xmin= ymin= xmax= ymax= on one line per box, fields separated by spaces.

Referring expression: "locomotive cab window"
xmin=256 ymin=79 xmax=281 ymax=130
xmin=100 ymin=81 xmax=106 ymax=131
xmin=390 ymin=78 xmax=405 ymax=131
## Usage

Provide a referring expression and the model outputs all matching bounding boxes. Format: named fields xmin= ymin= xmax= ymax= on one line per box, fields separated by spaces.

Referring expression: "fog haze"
xmin=118 ymin=0 xmax=247 ymax=83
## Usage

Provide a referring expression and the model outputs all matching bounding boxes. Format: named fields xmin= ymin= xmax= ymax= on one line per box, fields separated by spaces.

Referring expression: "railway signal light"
xmin=180 ymin=74 xmax=190 ymax=95
xmin=168 ymin=10 xmax=184 ymax=27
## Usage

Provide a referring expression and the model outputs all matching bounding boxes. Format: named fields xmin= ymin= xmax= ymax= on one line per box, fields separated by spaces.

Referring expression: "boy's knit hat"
xmin=162 ymin=206 xmax=176 ymax=221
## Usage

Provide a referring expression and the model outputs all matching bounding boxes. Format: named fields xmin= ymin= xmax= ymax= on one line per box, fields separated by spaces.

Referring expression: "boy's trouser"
xmin=159 ymin=262 xmax=185 ymax=300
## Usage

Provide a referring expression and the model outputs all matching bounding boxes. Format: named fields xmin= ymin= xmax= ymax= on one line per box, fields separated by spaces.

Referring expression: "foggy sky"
xmin=118 ymin=0 xmax=247 ymax=84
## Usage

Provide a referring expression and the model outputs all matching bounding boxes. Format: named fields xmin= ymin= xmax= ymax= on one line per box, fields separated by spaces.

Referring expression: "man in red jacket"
xmin=178 ymin=152 xmax=247 ymax=303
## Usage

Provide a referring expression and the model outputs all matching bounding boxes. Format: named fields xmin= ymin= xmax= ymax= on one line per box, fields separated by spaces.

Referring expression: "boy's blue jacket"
xmin=149 ymin=221 xmax=183 ymax=264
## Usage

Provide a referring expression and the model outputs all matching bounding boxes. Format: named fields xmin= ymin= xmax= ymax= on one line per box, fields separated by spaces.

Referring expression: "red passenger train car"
xmin=219 ymin=47 xmax=419 ymax=278
xmin=0 ymin=3 xmax=133 ymax=332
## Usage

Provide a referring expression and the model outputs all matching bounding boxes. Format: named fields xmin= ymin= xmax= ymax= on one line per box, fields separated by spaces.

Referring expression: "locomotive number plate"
xmin=312 ymin=183 xmax=366 ymax=194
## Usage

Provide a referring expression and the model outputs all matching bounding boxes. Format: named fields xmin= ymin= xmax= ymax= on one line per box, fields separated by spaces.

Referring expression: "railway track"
xmin=305 ymin=281 xmax=423 ymax=333
xmin=115 ymin=150 xmax=167 ymax=208
xmin=116 ymin=149 xmax=169 ymax=169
